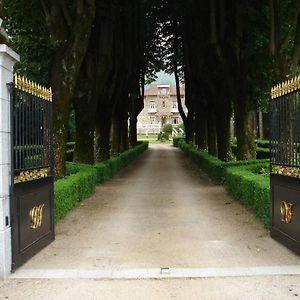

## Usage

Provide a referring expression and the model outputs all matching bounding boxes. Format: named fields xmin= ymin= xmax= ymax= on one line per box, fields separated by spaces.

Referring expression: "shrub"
xmin=173 ymin=137 xmax=184 ymax=147
xmin=66 ymin=142 xmax=75 ymax=151
xmin=231 ymin=144 xmax=269 ymax=159
xmin=54 ymin=164 xmax=97 ymax=222
xmin=66 ymin=150 xmax=74 ymax=162
xmin=255 ymin=140 xmax=269 ymax=149
xmin=163 ymin=123 xmax=173 ymax=135
xmin=178 ymin=139 xmax=268 ymax=184
xmin=178 ymin=140 xmax=270 ymax=227
xmin=54 ymin=141 xmax=149 ymax=223
xmin=225 ymin=165 xmax=270 ymax=227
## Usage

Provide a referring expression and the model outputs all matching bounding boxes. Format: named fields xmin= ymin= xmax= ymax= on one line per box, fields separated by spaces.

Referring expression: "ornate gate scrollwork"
xmin=280 ymin=201 xmax=293 ymax=224
xmin=29 ymin=204 xmax=45 ymax=229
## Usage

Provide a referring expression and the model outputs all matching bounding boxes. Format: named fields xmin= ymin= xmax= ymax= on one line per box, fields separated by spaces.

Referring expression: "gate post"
xmin=0 ymin=45 xmax=19 ymax=279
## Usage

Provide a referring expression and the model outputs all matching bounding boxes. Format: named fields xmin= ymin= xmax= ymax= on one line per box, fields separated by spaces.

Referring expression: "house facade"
xmin=137 ymin=84 xmax=186 ymax=134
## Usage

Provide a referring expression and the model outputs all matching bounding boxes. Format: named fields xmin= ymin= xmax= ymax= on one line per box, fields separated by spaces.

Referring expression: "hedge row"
xmin=231 ymin=144 xmax=269 ymax=159
xmin=54 ymin=141 xmax=149 ymax=223
xmin=174 ymin=138 xmax=269 ymax=159
xmin=177 ymin=140 xmax=268 ymax=184
xmin=177 ymin=140 xmax=270 ymax=227
xmin=173 ymin=137 xmax=185 ymax=147
xmin=225 ymin=164 xmax=270 ymax=227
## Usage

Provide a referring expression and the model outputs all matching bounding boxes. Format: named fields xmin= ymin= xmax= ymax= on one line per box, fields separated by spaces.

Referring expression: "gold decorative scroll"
xmin=14 ymin=168 xmax=49 ymax=184
xmin=29 ymin=204 xmax=45 ymax=229
xmin=280 ymin=201 xmax=294 ymax=224
xmin=273 ymin=165 xmax=300 ymax=178
xmin=14 ymin=75 xmax=52 ymax=102
xmin=271 ymin=75 xmax=300 ymax=99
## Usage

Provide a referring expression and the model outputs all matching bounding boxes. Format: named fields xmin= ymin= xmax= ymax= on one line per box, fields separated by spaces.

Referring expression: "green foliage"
xmin=173 ymin=137 xmax=184 ymax=147
xmin=54 ymin=142 xmax=149 ymax=223
xmin=24 ymin=155 xmax=42 ymax=168
xmin=54 ymin=163 xmax=97 ymax=222
xmin=231 ymin=144 xmax=269 ymax=159
xmin=225 ymin=165 xmax=270 ymax=228
xmin=66 ymin=150 xmax=74 ymax=162
xmin=4 ymin=0 xmax=51 ymax=85
xmin=177 ymin=123 xmax=185 ymax=133
xmin=163 ymin=123 xmax=173 ymax=134
xmin=178 ymin=140 xmax=270 ymax=227
xmin=178 ymin=139 xmax=268 ymax=184
xmin=255 ymin=140 xmax=269 ymax=149
xmin=157 ymin=132 xmax=169 ymax=142
xmin=66 ymin=142 xmax=76 ymax=151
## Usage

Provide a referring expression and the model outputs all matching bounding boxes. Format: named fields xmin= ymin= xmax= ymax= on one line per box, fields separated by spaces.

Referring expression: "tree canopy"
xmin=3 ymin=0 xmax=300 ymax=175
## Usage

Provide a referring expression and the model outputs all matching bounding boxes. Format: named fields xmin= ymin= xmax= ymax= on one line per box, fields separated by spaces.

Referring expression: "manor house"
xmin=137 ymin=84 xmax=186 ymax=134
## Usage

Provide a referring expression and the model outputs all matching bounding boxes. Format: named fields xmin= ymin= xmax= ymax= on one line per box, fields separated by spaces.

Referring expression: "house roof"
xmin=145 ymin=84 xmax=185 ymax=96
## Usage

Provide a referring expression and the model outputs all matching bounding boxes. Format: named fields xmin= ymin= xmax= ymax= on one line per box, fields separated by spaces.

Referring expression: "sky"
xmin=146 ymin=71 xmax=175 ymax=87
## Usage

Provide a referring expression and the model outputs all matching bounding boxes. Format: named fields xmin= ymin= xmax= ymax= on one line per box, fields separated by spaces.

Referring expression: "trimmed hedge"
xmin=225 ymin=164 xmax=270 ymax=227
xmin=178 ymin=140 xmax=271 ymax=227
xmin=231 ymin=144 xmax=269 ymax=159
xmin=66 ymin=150 xmax=74 ymax=162
xmin=54 ymin=163 xmax=97 ymax=222
xmin=54 ymin=141 xmax=149 ymax=222
xmin=178 ymin=140 xmax=268 ymax=184
xmin=66 ymin=142 xmax=75 ymax=151
xmin=173 ymin=137 xmax=184 ymax=147
xmin=255 ymin=139 xmax=269 ymax=149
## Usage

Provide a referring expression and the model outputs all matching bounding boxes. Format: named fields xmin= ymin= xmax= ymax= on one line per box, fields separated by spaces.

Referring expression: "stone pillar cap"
xmin=0 ymin=44 xmax=20 ymax=62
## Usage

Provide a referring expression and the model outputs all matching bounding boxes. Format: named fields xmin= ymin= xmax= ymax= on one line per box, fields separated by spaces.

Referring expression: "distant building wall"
xmin=137 ymin=84 xmax=186 ymax=134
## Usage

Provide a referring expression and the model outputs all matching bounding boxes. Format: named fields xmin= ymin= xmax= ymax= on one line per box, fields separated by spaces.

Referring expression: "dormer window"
xmin=160 ymin=88 xmax=167 ymax=95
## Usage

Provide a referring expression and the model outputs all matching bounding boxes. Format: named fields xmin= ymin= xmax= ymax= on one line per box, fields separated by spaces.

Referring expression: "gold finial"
xmin=13 ymin=74 xmax=52 ymax=102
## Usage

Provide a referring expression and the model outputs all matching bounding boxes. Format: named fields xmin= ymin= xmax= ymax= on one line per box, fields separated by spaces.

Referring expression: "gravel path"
xmin=1 ymin=144 xmax=300 ymax=299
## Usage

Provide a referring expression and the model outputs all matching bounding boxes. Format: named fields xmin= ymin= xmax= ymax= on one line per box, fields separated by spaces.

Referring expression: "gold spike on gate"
xmin=271 ymin=74 xmax=300 ymax=100
xmin=13 ymin=75 xmax=52 ymax=102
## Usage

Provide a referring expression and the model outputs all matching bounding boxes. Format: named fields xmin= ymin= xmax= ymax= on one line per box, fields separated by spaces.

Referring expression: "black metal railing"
xmin=270 ymin=78 xmax=300 ymax=176
xmin=10 ymin=76 xmax=53 ymax=178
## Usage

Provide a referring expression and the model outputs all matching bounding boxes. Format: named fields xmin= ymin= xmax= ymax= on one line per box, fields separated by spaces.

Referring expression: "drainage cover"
xmin=160 ymin=267 xmax=170 ymax=275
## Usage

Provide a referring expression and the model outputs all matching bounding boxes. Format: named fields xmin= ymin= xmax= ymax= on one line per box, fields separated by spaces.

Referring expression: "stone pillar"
xmin=0 ymin=45 xmax=20 ymax=279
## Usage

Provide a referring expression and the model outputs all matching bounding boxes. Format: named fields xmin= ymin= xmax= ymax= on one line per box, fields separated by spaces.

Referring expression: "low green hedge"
xmin=231 ymin=144 xmax=269 ymax=159
xmin=178 ymin=140 xmax=270 ymax=227
xmin=255 ymin=139 xmax=269 ymax=149
xmin=66 ymin=150 xmax=74 ymax=162
xmin=66 ymin=142 xmax=75 ymax=151
xmin=178 ymin=140 xmax=268 ymax=184
xmin=173 ymin=137 xmax=185 ymax=147
xmin=54 ymin=163 xmax=97 ymax=222
xmin=225 ymin=164 xmax=270 ymax=227
xmin=54 ymin=141 xmax=148 ymax=222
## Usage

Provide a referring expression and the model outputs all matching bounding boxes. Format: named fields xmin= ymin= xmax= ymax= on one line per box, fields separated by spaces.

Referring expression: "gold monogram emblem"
xmin=280 ymin=201 xmax=294 ymax=224
xmin=29 ymin=204 xmax=45 ymax=229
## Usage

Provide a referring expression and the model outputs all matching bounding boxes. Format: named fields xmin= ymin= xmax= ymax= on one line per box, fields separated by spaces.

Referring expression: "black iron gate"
xmin=10 ymin=76 xmax=54 ymax=270
xmin=270 ymin=77 xmax=300 ymax=255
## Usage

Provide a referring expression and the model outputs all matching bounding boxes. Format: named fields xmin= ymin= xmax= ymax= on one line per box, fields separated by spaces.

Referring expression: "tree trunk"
xmin=129 ymin=115 xmax=138 ymax=147
xmin=51 ymin=72 xmax=72 ymax=176
xmin=258 ymin=111 xmax=264 ymax=140
xmin=111 ymin=115 xmax=121 ymax=155
xmin=195 ymin=112 xmax=208 ymax=150
xmin=216 ymin=97 xmax=232 ymax=161
xmin=235 ymin=103 xmax=256 ymax=160
xmin=207 ymin=110 xmax=217 ymax=156
xmin=95 ymin=105 xmax=112 ymax=162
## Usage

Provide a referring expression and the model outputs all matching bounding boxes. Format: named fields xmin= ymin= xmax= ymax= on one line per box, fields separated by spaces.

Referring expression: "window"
xmin=160 ymin=88 xmax=168 ymax=95
xmin=162 ymin=101 xmax=166 ymax=107
xmin=172 ymin=101 xmax=178 ymax=109
xmin=150 ymin=116 xmax=156 ymax=124
xmin=149 ymin=101 xmax=156 ymax=109
xmin=172 ymin=117 xmax=179 ymax=125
